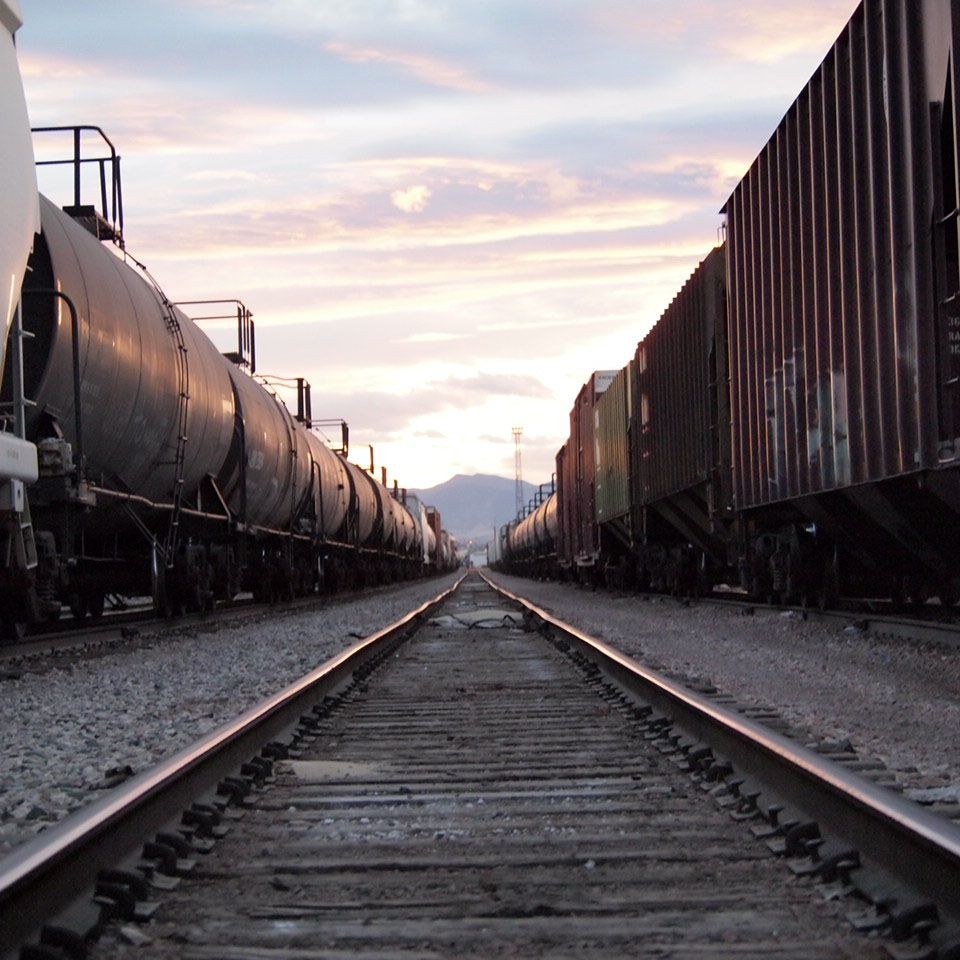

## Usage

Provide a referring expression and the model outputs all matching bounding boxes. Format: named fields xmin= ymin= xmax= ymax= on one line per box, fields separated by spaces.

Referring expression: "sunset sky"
xmin=19 ymin=0 xmax=860 ymax=494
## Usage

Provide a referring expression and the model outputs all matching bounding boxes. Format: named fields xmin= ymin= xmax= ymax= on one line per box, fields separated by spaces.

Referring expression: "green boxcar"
xmin=594 ymin=361 xmax=632 ymax=540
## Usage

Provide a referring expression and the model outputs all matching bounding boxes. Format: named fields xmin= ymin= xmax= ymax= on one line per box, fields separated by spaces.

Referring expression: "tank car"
xmin=0 ymin=124 xmax=445 ymax=636
xmin=0 ymin=0 xmax=40 ymax=637
xmin=498 ymin=492 xmax=558 ymax=578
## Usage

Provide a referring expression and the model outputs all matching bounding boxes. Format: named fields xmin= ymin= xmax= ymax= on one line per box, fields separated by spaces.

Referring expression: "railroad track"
xmin=2 ymin=572 xmax=958 ymax=958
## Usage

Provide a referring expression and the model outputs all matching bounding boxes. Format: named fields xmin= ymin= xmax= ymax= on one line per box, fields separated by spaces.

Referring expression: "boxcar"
xmin=555 ymin=371 xmax=617 ymax=581
xmin=594 ymin=361 xmax=633 ymax=582
xmin=723 ymin=0 xmax=960 ymax=602
xmin=629 ymin=247 xmax=731 ymax=594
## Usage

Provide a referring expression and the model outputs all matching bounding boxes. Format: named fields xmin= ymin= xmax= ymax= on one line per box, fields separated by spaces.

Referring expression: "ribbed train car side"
xmin=724 ymin=0 xmax=960 ymax=603
xmin=498 ymin=0 xmax=960 ymax=607
xmin=556 ymin=371 xmax=617 ymax=582
xmin=629 ymin=247 xmax=732 ymax=595
xmin=594 ymin=362 xmax=633 ymax=587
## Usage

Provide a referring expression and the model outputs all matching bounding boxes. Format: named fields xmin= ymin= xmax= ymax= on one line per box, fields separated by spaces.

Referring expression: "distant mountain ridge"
xmin=411 ymin=474 xmax=541 ymax=546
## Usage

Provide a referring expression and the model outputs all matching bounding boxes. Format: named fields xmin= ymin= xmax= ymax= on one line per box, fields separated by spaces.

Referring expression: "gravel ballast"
xmin=489 ymin=572 xmax=960 ymax=799
xmin=0 ymin=574 xmax=459 ymax=855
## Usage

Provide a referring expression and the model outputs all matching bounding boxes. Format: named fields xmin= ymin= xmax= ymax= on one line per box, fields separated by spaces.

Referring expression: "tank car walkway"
xmin=94 ymin=577 xmax=877 ymax=958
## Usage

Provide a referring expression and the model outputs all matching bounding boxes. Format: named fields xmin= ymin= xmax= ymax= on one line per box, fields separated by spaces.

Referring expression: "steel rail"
xmin=482 ymin=571 xmax=960 ymax=938
xmin=0 ymin=573 xmax=465 ymax=958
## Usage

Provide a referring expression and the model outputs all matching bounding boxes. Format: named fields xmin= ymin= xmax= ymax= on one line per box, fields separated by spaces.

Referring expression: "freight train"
xmin=0 ymin=10 xmax=457 ymax=640
xmin=497 ymin=0 xmax=960 ymax=607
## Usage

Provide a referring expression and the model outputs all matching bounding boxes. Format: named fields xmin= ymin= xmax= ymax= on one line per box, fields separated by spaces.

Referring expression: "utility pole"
xmin=512 ymin=426 xmax=523 ymax=518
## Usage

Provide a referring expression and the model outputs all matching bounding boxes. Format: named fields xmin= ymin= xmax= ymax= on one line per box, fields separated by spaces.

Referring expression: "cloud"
xmin=21 ymin=0 xmax=867 ymax=490
xmin=186 ymin=169 xmax=264 ymax=183
xmin=324 ymin=41 xmax=493 ymax=93
xmin=435 ymin=373 xmax=551 ymax=399
xmin=709 ymin=2 xmax=861 ymax=63
xmin=391 ymin=184 xmax=433 ymax=213
xmin=588 ymin=1 xmax=858 ymax=63
xmin=19 ymin=51 xmax=109 ymax=81
xmin=305 ymin=370 xmax=553 ymax=441
xmin=402 ymin=331 xmax=467 ymax=344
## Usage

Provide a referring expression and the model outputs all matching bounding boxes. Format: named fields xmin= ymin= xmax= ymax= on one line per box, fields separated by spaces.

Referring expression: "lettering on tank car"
xmin=248 ymin=449 xmax=265 ymax=471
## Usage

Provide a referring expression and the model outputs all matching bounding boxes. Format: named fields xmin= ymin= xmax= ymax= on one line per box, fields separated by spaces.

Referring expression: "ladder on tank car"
xmin=130 ymin=258 xmax=191 ymax=569
xmin=159 ymin=294 xmax=190 ymax=567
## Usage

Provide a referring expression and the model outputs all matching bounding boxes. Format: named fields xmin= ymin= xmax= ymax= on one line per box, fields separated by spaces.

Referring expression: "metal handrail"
xmin=32 ymin=125 xmax=124 ymax=245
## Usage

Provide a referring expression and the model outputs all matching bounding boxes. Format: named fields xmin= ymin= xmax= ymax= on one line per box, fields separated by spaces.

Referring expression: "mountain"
xmin=410 ymin=474 xmax=541 ymax=546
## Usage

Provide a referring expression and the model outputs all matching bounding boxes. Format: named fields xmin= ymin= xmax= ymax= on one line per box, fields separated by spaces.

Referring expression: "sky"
xmin=18 ymin=0 xmax=860 ymax=492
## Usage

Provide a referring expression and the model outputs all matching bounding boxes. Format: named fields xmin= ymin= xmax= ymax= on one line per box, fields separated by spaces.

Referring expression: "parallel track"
xmin=1 ymin=572 xmax=958 ymax=958
xmin=0 ymin=577 xmax=452 ymax=667
xmin=701 ymin=593 xmax=960 ymax=649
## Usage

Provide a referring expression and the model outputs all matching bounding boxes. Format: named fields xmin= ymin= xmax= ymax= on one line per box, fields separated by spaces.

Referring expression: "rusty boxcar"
xmin=555 ymin=372 xmax=618 ymax=580
xmin=723 ymin=0 xmax=960 ymax=601
xmin=630 ymin=247 xmax=731 ymax=594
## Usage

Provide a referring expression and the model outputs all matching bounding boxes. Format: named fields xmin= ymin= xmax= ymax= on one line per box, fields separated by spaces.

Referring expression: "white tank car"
xmin=0 ymin=0 xmax=39 ymax=490
xmin=0 ymin=0 xmax=39 ymax=639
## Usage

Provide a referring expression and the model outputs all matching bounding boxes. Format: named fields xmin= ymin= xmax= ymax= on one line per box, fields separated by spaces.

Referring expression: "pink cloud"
xmin=591 ymin=0 xmax=860 ymax=63
xmin=391 ymin=184 xmax=433 ymax=213
xmin=324 ymin=40 xmax=494 ymax=94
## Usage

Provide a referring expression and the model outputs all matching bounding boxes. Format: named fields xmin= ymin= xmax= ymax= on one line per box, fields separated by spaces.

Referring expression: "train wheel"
xmin=906 ymin=578 xmax=931 ymax=606
xmin=68 ymin=593 xmax=88 ymax=621
xmin=87 ymin=591 xmax=105 ymax=621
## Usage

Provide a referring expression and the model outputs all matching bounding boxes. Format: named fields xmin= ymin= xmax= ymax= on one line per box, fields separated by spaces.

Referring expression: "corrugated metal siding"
xmin=724 ymin=0 xmax=960 ymax=510
xmin=574 ymin=372 xmax=617 ymax=559
xmin=595 ymin=362 xmax=632 ymax=524
xmin=556 ymin=372 xmax=617 ymax=564
xmin=555 ymin=443 xmax=574 ymax=566
xmin=633 ymin=248 xmax=724 ymax=505
xmin=571 ymin=382 xmax=590 ymax=558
